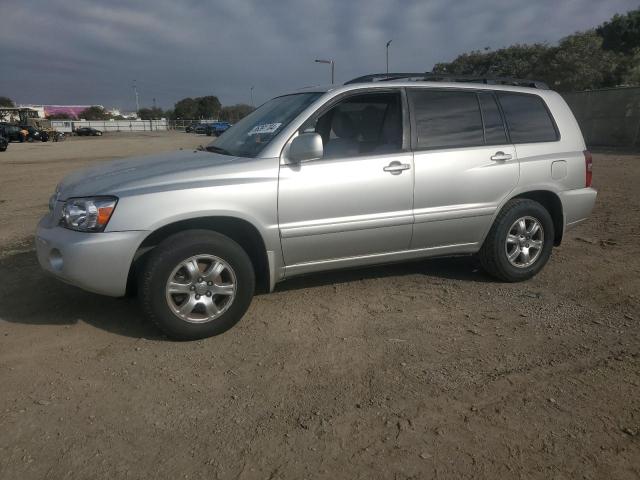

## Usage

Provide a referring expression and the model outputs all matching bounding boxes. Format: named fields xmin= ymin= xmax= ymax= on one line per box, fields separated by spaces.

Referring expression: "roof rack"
xmin=344 ymin=72 xmax=549 ymax=89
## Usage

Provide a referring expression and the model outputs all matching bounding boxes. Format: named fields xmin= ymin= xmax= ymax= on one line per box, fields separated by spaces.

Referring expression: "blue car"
xmin=205 ymin=122 xmax=231 ymax=136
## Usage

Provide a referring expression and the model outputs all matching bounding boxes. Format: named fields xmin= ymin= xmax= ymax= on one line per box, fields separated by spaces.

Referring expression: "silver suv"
xmin=36 ymin=74 xmax=597 ymax=339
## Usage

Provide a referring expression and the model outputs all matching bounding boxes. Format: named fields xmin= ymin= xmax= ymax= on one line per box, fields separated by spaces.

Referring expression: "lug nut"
xmin=197 ymin=277 xmax=203 ymax=283
xmin=207 ymin=281 xmax=213 ymax=286
xmin=190 ymin=285 xmax=195 ymax=290
xmin=206 ymin=291 xmax=212 ymax=297
xmin=195 ymin=294 xmax=201 ymax=300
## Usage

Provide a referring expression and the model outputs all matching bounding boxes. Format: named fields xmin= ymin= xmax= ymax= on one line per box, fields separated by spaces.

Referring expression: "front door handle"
xmin=490 ymin=151 xmax=512 ymax=162
xmin=383 ymin=161 xmax=411 ymax=175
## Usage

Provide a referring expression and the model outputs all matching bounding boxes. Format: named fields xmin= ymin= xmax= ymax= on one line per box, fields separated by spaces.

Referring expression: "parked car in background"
xmin=185 ymin=123 xmax=199 ymax=133
xmin=0 ymin=123 xmax=22 ymax=142
xmin=205 ymin=122 xmax=232 ymax=136
xmin=0 ymin=134 xmax=8 ymax=152
xmin=193 ymin=124 xmax=208 ymax=134
xmin=36 ymin=73 xmax=597 ymax=340
xmin=19 ymin=125 xmax=49 ymax=142
xmin=75 ymin=127 xmax=103 ymax=136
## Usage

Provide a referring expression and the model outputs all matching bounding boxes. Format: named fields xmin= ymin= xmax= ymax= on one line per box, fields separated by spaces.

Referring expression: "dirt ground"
xmin=0 ymin=132 xmax=638 ymax=479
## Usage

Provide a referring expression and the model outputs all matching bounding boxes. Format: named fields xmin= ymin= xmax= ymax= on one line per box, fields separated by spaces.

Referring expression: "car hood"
xmin=56 ymin=149 xmax=260 ymax=199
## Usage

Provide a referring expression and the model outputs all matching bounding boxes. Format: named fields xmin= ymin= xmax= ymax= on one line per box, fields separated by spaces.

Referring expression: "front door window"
xmin=301 ymin=92 xmax=404 ymax=158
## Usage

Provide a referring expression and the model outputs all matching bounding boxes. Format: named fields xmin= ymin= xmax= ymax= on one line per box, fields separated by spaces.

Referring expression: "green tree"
xmin=174 ymin=97 xmax=199 ymax=119
xmin=220 ymin=104 xmax=254 ymax=123
xmin=79 ymin=106 xmax=111 ymax=120
xmin=0 ymin=96 xmax=15 ymax=107
xmin=173 ymin=96 xmax=221 ymax=119
xmin=544 ymin=31 xmax=620 ymax=91
xmin=196 ymin=96 xmax=221 ymax=119
xmin=596 ymin=8 xmax=640 ymax=54
xmin=138 ymin=107 xmax=164 ymax=120
xmin=619 ymin=48 xmax=640 ymax=85
xmin=432 ymin=30 xmax=629 ymax=91
xmin=433 ymin=43 xmax=551 ymax=79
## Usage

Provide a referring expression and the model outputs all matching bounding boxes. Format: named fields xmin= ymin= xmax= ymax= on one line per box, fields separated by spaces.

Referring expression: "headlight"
xmin=61 ymin=196 xmax=118 ymax=232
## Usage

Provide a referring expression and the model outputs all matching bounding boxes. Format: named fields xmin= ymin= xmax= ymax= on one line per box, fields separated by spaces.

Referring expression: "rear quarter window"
xmin=498 ymin=92 xmax=559 ymax=143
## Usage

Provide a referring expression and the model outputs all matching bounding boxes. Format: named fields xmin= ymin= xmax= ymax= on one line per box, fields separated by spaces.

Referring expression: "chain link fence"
xmin=562 ymin=87 xmax=640 ymax=148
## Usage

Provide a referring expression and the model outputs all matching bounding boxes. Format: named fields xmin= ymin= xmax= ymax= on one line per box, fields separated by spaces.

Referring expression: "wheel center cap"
xmin=194 ymin=282 xmax=208 ymax=295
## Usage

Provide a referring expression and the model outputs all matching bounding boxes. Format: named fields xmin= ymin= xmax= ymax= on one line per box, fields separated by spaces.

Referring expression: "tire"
xmin=139 ymin=230 xmax=255 ymax=340
xmin=479 ymin=198 xmax=554 ymax=282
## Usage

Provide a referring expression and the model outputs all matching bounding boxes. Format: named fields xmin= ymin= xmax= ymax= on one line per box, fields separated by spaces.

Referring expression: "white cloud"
xmin=0 ymin=0 xmax=636 ymax=108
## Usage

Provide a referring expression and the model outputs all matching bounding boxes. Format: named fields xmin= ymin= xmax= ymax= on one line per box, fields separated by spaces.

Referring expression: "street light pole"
xmin=386 ymin=40 xmax=392 ymax=76
xmin=250 ymin=86 xmax=254 ymax=107
xmin=132 ymin=80 xmax=140 ymax=116
xmin=315 ymin=59 xmax=335 ymax=84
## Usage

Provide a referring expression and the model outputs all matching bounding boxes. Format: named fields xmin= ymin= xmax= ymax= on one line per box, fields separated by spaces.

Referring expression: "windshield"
xmin=205 ymin=92 xmax=322 ymax=158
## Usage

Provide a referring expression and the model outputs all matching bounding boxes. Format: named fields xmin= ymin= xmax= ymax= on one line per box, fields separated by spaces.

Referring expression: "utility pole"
xmin=250 ymin=86 xmax=254 ymax=107
xmin=152 ymin=97 xmax=156 ymax=109
xmin=132 ymin=80 xmax=140 ymax=117
xmin=315 ymin=59 xmax=335 ymax=84
xmin=386 ymin=40 xmax=392 ymax=76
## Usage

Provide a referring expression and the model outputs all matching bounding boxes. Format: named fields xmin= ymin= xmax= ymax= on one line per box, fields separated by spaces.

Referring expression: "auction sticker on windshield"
xmin=247 ymin=123 xmax=282 ymax=135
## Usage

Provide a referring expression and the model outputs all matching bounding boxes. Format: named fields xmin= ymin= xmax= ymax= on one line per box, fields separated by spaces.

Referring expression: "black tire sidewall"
xmin=486 ymin=200 xmax=554 ymax=282
xmin=140 ymin=231 xmax=255 ymax=340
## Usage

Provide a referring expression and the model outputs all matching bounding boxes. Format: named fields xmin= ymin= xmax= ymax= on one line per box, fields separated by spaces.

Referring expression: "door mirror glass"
xmin=287 ymin=132 xmax=323 ymax=163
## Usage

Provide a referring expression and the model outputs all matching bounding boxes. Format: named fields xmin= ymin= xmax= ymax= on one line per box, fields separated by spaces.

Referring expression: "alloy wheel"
xmin=165 ymin=254 xmax=237 ymax=323
xmin=504 ymin=216 xmax=544 ymax=268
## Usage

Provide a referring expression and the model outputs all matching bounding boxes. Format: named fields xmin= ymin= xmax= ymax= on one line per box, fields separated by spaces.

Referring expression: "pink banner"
xmin=44 ymin=106 xmax=94 ymax=119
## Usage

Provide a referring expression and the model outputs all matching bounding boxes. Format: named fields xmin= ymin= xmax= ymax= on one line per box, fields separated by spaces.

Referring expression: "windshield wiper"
xmin=205 ymin=145 xmax=232 ymax=156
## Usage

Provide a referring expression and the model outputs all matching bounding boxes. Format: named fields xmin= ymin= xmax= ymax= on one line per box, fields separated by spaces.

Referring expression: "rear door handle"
xmin=490 ymin=151 xmax=512 ymax=162
xmin=383 ymin=161 xmax=411 ymax=175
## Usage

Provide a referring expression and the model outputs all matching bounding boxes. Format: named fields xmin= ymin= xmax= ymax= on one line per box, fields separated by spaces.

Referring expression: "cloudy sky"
xmin=0 ymin=0 xmax=636 ymax=111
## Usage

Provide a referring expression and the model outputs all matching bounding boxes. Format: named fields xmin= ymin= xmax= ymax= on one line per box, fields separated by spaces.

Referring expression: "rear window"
xmin=498 ymin=93 xmax=558 ymax=143
xmin=408 ymin=90 xmax=484 ymax=149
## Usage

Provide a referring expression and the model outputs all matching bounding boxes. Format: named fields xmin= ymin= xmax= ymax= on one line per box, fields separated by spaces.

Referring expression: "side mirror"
xmin=286 ymin=133 xmax=323 ymax=163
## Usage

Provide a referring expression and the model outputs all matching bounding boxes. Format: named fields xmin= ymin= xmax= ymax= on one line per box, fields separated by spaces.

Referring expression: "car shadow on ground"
xmin=0 ymin=251 xmax=492 ymax=339
xmin=272 ymin=255 xmax=492 ymax=293
xmin=0 ymin=251 xmax=162 ymax=339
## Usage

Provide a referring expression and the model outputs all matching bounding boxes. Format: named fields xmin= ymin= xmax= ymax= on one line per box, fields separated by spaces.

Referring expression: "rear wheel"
xmin=139 ymin=230 xmax=255 ymax=340
xmin=479 ymin=199 xmax=554 ymax=282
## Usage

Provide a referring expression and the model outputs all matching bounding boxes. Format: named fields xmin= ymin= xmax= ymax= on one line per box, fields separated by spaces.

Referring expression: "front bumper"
xmin=35 ymin=214 xmax=146 ymax=297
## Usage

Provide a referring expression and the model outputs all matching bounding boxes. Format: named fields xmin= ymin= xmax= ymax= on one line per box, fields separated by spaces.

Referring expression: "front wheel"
xmin=139 ymin=230 xmax=255 ymax=340
xmin=479 ymin=199 xmax=554 ymax=282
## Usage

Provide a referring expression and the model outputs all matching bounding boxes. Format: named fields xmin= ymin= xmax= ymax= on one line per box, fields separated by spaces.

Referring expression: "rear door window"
xmin=497 ymin=92 xmax=558 ymax=143
xmin=478 ymin=93 xmax=508 ymax=145
xmin=408 ymin=90 xmax=484 ymax=150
